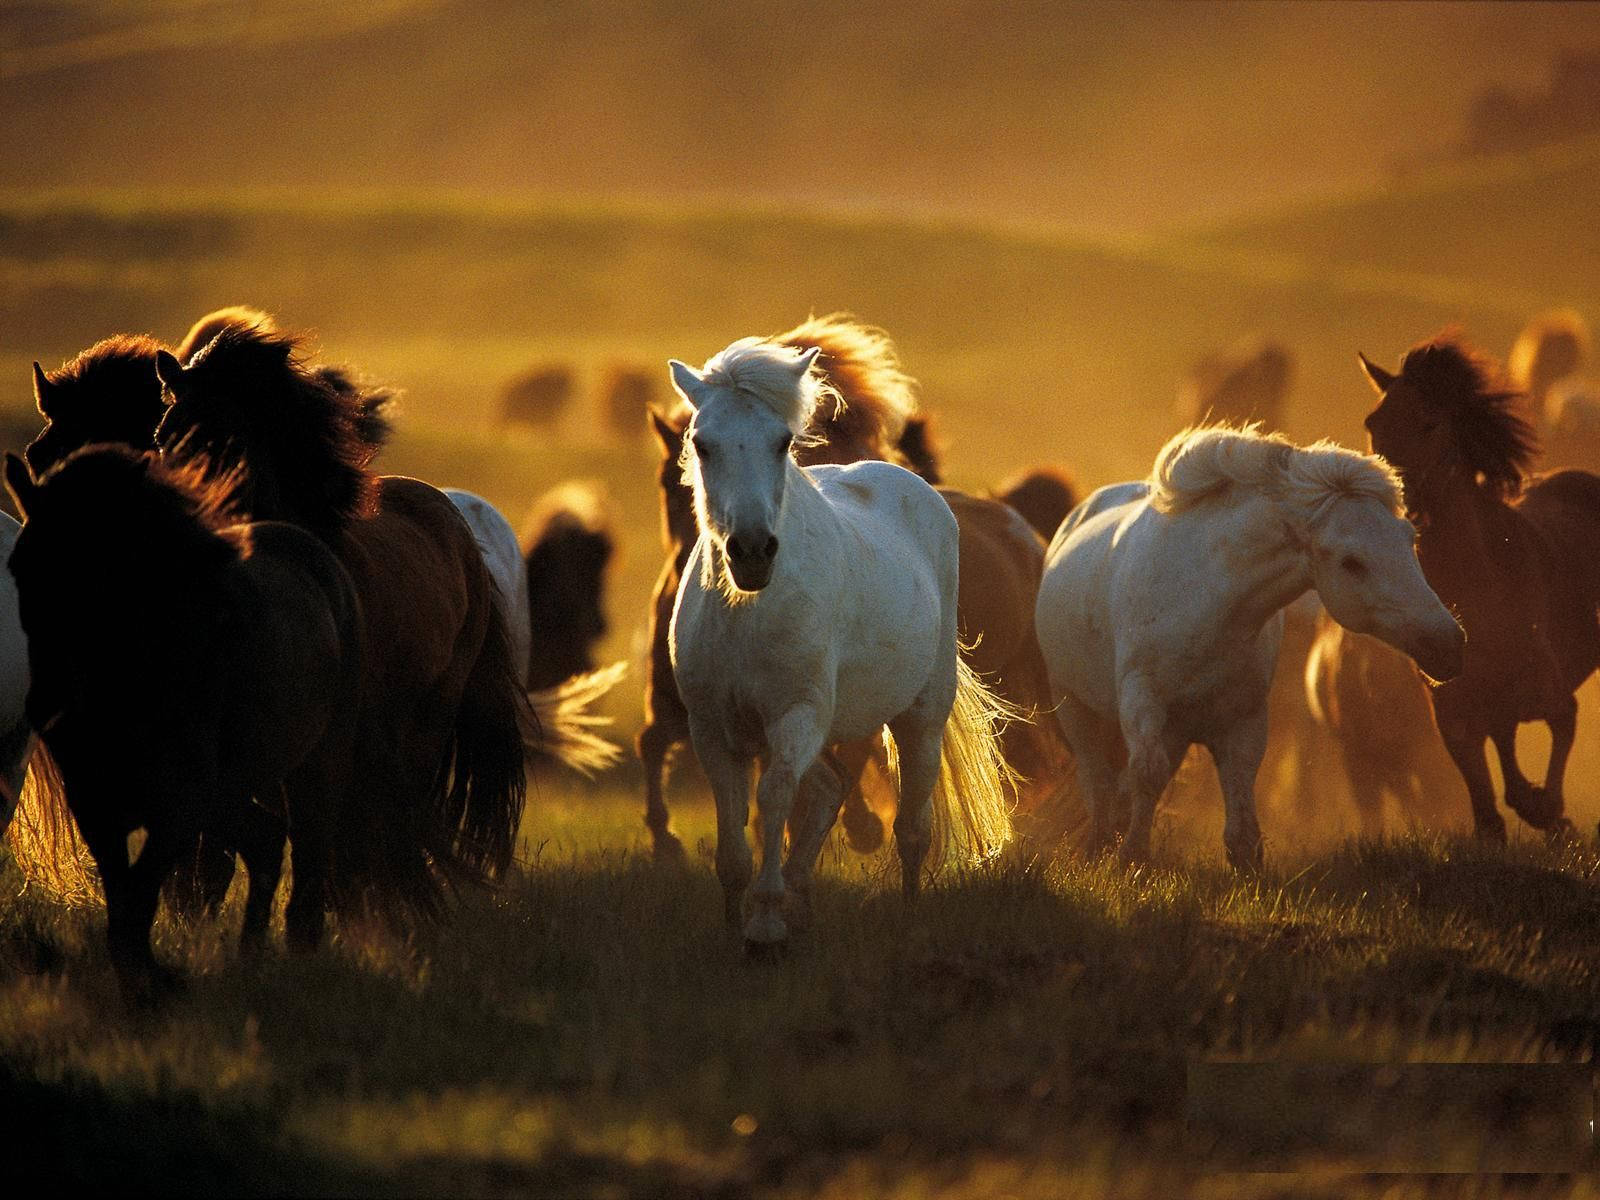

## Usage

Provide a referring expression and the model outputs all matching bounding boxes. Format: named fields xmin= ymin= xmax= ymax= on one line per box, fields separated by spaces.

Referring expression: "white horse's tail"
xmin=522 ymin=661 xmax=627 ymax=774
xmin=5 ymin=743 xmax=101 ymax=905
xmin=927 ymin=657 xmax=1020 ymax=867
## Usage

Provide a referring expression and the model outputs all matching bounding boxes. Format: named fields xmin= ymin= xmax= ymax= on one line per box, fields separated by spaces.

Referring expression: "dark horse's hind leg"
xmin=638 ymin=717 xmax=687 ymax=861
xmin=1490 ymin=702 xmax=1576 ymax=833
xmin=81 ymin=816 xmax=186 ymax=1005
xmin=1439 ymin=721 xmax=1507 ymax=843
xmin=234 ymin=795 xmax=287 ymax=957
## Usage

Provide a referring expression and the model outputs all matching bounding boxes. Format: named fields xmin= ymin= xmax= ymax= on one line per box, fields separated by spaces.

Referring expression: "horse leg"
xmin=747 ymin=707 xmax=826 ymax=946
xmin=1208 ymin=706 xmax=1270 ymax=871
xmin=235 ymin=794 xmax=287 ymax=959
xmin=690 ymin=729 xmax=753 ymax=929
xmin=834 ymin=737 xmax=888 ymax=853
xmin=1438 ymin=719 xmax=1506 ymax=843
xmin=114 ymin=824 xmax=186 ymax=1005
xmin=886 ymin=711 xmax=944 ymax=901
xmin=637 ymin=716 xmax=686 ymax=861
xmin=781 ymin=752 xmax=851 ymax=927
xmin=284 ymin=747 xmax=350 ymax=954
xmin=1118 ymin=675 xmax=1179 ymax=863
xmin=1053 ymin=689 xmax=1120 ymax=856
xmin=1343 ymin=746 xmax=1386 ymax=840
xmin=1488 ymin=720 xmax=1539 ymax=822
xmin=1525 ymin=698 xmax=1578 ymax=834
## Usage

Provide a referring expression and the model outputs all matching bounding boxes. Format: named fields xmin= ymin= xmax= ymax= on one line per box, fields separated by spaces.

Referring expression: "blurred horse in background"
xmin=1175 ymin=335 xmax=1294 ymax=432
xmin=1508 ymin=309 xmax=1600 ymax=472
xmin=498 ymin=364 xmax=575 ymax=431
xmin=990 ymin=464 xmax=1079 ymax=543
xmin=5 ymin=447 xmax=362 ymax=1004
xmin=520 ymin=482 xmax=615 ymax=691
xmin=1362 ymin=334 xmax=1600 ymax=839
xmin=1037 ymin=426 xmax=1463 ymax=868
xmin=1305 ymin=613 xmax=1467 ymax=836
xmin=668 ymin=338 xmax=1014 ymax=948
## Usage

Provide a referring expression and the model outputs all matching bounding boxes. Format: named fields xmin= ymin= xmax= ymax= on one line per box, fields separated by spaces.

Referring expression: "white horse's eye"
xmin=777 ymin=435 xmax=793 ymax=456
xmin=1340 ymin=554 xmax=1367 ymax=577
xmin=691 ymin=435 xmax=712 ymax=460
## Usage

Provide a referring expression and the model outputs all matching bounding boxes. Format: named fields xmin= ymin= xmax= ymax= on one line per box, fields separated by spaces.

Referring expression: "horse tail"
xmin=926 ymin=657 xmax=1020 ymax=867
xmin=443 ymin=602 xmax=529 ymax=883
xmin=4 ymin=742 xmax=101 ymax=906
xmin=522 ymin=662 xmax=627 ymax=775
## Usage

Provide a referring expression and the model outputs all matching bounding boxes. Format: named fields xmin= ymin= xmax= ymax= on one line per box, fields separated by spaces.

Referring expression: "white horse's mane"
xmin=693 ymin=337 xmax=838 ymax=436
xmin=1149 ymin=424 xmax=1403 ymax=530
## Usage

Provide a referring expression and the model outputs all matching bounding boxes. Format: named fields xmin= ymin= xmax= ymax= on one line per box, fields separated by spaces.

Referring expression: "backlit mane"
xmin=1397 ymin=334 xmax=1538 ymax=498
xmin=1150 ymin=424 xmax=1403 ymax=530
xmin=168 ymin=324 xmax=384 ymax=535
xmin=692 ymin=337 xmax=837 ymax=436
xmin=772 ymin=313 xmax=920 ymax=460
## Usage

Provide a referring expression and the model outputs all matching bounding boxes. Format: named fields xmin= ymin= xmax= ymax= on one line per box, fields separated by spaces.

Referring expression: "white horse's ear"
xmin=1358 ymin=352 xmax=1395 ymax=395
xmin=4 ymin=453 xmax=38 ymax=520
xmin=792 ymin=346 xmax=821 ymax=376
xmin=669 ymin=360 xmax=706 ymax=408
xmin=154 ymin=350 xmax=188 ymax=399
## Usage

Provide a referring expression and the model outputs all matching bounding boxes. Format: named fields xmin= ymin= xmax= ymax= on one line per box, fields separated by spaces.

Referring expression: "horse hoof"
xmin=840 ymin=805 xmax=887 ymax=854
xmin=1474 ymin=817 xmax=1509 ymax=845
xmin=744 ymin=937 xmax=787 ymax=962
xmin=743 ymin=909 xmax=788 ymax=950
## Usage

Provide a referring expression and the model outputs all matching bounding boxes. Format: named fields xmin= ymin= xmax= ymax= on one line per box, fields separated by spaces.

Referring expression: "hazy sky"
xmin=3 ymin=1 xmax=1599 ymax=233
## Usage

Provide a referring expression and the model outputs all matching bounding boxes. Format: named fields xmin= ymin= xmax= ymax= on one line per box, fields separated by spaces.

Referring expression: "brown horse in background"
xmin=638 ymin=314 xmax=1073 ymax=858
xmin=154 ymin=325 xmax=528 ymax=917
xmin=990 ymin=464 xmax=1079 ymax=543
xmin=520 ymin=482 xmax=615 ymax=691
xmin=1361 ymin=333 xmax=1600 ymax=839
xmin=1305 ymin=613 xmax=1467 ymax=836
xmin=1176 ymin=334 xmax=1294 ymax=432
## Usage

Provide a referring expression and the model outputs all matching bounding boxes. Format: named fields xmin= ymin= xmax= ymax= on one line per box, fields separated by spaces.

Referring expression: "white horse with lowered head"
xmin=1035 ymin=425 xmax=1464 ymax=868
xmin=668 ymin=338 xmax=1014 ymax=948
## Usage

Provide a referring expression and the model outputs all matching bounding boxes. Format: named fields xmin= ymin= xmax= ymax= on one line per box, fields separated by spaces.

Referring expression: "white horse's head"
xmin=668 ymin=339 xmax=824 ymax=593
xmin=1294 ymin=458 xmax=1465 ymax=683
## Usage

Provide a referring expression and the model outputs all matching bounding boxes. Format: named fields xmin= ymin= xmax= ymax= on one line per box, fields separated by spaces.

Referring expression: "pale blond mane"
xmin=694 ymin=336 xmax=838 ymax=436
xmin=1149 ymin=424 xmax=1403 ymax=531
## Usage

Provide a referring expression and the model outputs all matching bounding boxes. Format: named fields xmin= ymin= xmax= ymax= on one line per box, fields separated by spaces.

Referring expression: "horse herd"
xmin=3 ymin=306 xmax=1599 ymax=991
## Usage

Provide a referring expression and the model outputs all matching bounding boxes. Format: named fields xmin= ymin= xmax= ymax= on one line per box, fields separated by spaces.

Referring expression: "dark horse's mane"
xmin=164 ymin=325 xmax=388 ymax=536
xmin=1399 ymin=334 xmax=1539 ymax=499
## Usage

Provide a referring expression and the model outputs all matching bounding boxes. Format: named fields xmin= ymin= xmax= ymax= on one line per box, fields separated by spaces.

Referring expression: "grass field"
xmin=5 ymin=143 xmax=1600 ymax=1194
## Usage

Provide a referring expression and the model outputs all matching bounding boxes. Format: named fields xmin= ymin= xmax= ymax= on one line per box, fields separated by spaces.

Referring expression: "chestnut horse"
xmin=154 ymin=325 xmax=529 ymax=917
xmin=1361 ymin=334 xmax=1600 ymax=839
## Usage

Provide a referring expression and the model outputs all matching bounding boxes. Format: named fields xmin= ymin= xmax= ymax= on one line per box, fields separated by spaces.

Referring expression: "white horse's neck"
xmin=1209 ymin=491 xmax=1312 ymax=640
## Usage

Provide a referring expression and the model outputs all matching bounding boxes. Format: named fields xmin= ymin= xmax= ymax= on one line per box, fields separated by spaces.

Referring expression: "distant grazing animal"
xmin=520 ymin=482 xmax=614 ymax=691
xmin=151 ymin=326 xmax=555 ymax=923
xmin=1305 ymin=613 xmax=1467 ymax=836
xmin=1176 ymin=335 xmax=1294 ymax=432
xmin=0 ymin=512 xmax=31 ymax=833
xmin=599 ymin=365 xmax=659 ymax=440
xmin=638 ymin=313 xmax=943 ymax=859
xmin=5 ymin=447 xmax=362 ymax=1004
xmin=1036 ymin=426 xmax=1463 ymax=868
xmin=498 ymin=365 xmax=575 ymax=430
xmin=1508 ymin=309 xmax=1600 ymax=472
xmin=1361 ymin=335 xmax=1600 ymax=839
xmin=991 ymin=465 xmax=1080 ymax=542
xmin=668 ymin=338 xmax=1014 ymax=948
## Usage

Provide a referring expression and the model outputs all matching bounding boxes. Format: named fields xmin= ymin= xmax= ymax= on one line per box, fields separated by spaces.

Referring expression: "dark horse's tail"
xmin=438 ymin=598 xmax=529 ymax=886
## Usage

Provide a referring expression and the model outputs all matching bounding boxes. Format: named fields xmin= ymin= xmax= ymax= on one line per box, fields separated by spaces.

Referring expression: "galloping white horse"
xmin=1035 ymin=426 xmax=1463 ymax=868
xmin=443 ymin=489 xmax=533 ymax=686
xmin=668 ymin=338 xmax=1013 ymax=947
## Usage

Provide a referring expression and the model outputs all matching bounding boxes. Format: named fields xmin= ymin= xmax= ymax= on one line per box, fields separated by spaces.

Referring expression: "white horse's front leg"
xmin=748 ymin=705 xmax=826 ymax=948
xmin=690 ymin=726 xmax=754 ymax=928
xmin=781 ymin=751 xmax=851 ymax=927
xmin=1118 ymin=673 xmax=1180 ymax=862
xmin=1207 ymin=704 xmax=1270 ymax=871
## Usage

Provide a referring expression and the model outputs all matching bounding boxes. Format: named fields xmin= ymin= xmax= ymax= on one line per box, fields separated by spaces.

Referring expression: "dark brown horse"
xmin=5 ymin=447 xmax=362 ymax=1003
xmin=154 ymin=325 xmax=527 ymax=914
xmin=639 ymin=315 xmax=1074 ymax=857
xmin=520 ymin=482 xmax=615 ymax=692
xmin=990 ymin=464 xmax=1080 ymax=543
xmin=1361 ymin=334 xmax=1600 ymax=839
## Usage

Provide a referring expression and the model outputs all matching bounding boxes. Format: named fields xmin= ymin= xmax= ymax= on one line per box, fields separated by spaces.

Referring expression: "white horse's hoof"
xmin=743 ymin=908 xmax=788 ymax=948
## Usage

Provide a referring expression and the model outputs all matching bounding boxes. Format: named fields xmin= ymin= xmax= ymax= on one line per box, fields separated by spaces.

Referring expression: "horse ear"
xmin=668 ymin=360 xmax=705 ymax=408
xmin=1358 ymin=352 xmax=1395 ymax=395
xmin=154 ymin=349 xmax=187 ymax=398
xmin=792 ymin=345 xmax=821 ymax=376
xmin=648 ymin=407 xmax=682 ymax=454
xmin=4 ymin=453 xmax=38 ymax=520
xmin=31 ymin=362 xmax=53 ymax=418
